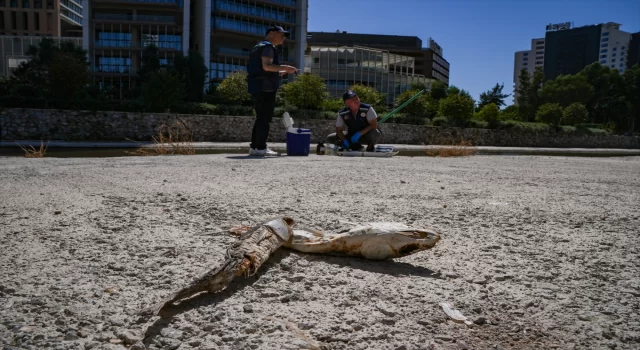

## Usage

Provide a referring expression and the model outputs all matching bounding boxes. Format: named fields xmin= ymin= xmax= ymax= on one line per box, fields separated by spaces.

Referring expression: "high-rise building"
xmin=82 ymin=0 xmax=190 ymax=93
xmin=512 ymin=38 xmax=544 ymax=104
xmin=81 ymin=0 xmax=308 ymax=94
xmin=0 ymin=0 xmax=82 ymax=37
xmin=202 ymin=0 xmax=307 ymax=88
xmin=306 ymin=31 xmax=449 ymax=85
xmin=512 ymin=21 xmax=633 ymax=104
xmin=626 ymin=32 xmax=640 ymax=69
xmin=0 ymin=0 xmax=82 ymax=77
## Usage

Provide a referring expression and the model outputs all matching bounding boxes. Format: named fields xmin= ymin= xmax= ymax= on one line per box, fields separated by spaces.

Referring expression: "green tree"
xmin=478 ymin=83 xmax=510 ymax=110
xmin=172 ymin=50 xmax=208 ymax=102
xmin=500 ymin=105 xmax=519 ymax=121
xmin=429 ymin=80 xmax=448 ymax=101
xmin=535 ymin=103 xmax=563 ymax=126
xmin=281 ymin=73 xmax=328 ymax=110
xmin=540 ymin=74 xmax=594 ymax=108
xmin=349 ymin=84 xmax=387 ymax=113
xmin=515 ymin=69 xmax=532 ymax=120
xmin=438 ymin=93 xmax=474 ymax=127
xmin=11 ymin=38 xmax=89 ymax=98
xmin=138 ymin=45 xmax=161 ymax=83
xmin=562 ymin=102 xmax=589 ymax=125
xmin=48 ymin=52 xmax=89 ymax=99
xmin=394 ymin=89 xmax=431 ymax=117
xmin=622 ymin=64 xmax=640 ymax=133
xmin=143 ymin=70 xmax=185 ymax=112
xmin=214 ymin=71 xmax=252 ymax=106
xmin=477 ymin=103 xmax=500 ymax=123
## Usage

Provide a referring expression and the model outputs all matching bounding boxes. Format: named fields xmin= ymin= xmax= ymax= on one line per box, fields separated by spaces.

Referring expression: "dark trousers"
xmin=250 ymin=91 xmax=277 ymax=150
xmin=326 ymin=128 xmax=382 ymax=152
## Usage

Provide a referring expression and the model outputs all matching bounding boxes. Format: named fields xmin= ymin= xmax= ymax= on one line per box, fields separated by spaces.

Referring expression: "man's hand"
xmin=282 ymin=65 xmax=298 ymax=74
xmin=350 ymin=132 xmax=361 ymax=143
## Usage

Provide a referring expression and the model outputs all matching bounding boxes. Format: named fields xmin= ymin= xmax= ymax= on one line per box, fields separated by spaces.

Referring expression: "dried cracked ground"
xmin=0 ymin=154 xmax=639 ymax=350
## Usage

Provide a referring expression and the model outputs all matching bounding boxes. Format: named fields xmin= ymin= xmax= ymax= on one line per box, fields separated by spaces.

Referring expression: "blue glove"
xmin=342 ymin=139 xmax=351 ymax=148
xmin=350 ymin=132 xmax=361 ymax=143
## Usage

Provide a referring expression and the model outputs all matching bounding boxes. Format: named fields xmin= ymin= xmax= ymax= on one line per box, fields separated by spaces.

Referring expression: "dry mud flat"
xmin=0 ymin=154 xmax=639 ymax=350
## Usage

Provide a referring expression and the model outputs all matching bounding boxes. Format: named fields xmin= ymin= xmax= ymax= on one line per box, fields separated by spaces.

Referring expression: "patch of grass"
xmin=17 ymin=141 xmax=48 ymax=158
xmin=127 ymin=120 xmax=195 ymax=156
xmin=426 ymin=139 xmax=476 ymax=157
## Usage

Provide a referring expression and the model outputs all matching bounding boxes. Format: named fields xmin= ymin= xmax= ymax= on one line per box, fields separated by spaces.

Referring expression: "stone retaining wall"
xmin=1 ymin=108 xmax=638 ymax=149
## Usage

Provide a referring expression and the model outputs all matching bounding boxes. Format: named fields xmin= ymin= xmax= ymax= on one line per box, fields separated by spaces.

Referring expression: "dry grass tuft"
xmin=17 ymin=141 xmax=48 ymax=158
xmin=127 ymin=120 xmax=195 ymax=156
xmin=426 ymin=139 xmax=476 ymax=157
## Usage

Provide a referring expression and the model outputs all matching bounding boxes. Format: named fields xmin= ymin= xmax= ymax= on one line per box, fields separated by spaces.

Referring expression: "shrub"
xmin=535 ymin=103 xmax=563 ymax=126
xmin=562 ymin=102 xmax=589 ymax=125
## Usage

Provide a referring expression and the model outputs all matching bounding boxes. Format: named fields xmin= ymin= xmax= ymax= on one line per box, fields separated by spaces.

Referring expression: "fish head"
xmin=358 ymin=226 xmax=441 ymax=260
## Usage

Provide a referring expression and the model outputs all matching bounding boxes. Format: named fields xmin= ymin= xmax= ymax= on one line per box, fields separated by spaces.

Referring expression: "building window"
xmin=601 ymin=38 xmax=608 ymax=42
xmin=601 ymin=49 xmax=608 ymax=53
xmin=34 ymin=0 xmax=41 ymax=8
xmin=0 ymin=11 xmax=3 ymax=28
xmin=621 ymin=46 xmax=625 ymax=49
xmin=96 ymin=57 xmax=132 ymax=73
xmin=34 ymin=12 xmax=39 ymax=30
xmin=214 ymin=0 xmax=296 ymax=23
xmin=22 ymin=11 xmax=27 ymax=29
xmin=536 ymin=50 xmax=543 ymax=54
xmin=620 ymin=63 xmax=624 ymax=67
xmin=613 ymin=53 xmax=616 ymax=57
xmin=0 ymin=0 xmax=5 ymax=7
xmin=46 ymin=0 xmax=52 ymax=9
xmin=600 ymin=59 xmax=607 ymax=64
xmin=21 ymin=0 xmax=28 ymax=8
xmin=602 ymin=32 xmax=609 ymax=36
xmin=601 ymin=44 xmax=608 ymax=48
xmin=10 ymin=0 xmax=18 ymax=7
xmin=142 ymin=34 xmax=182 ymax=50
xmin=523 ymin=52 xmax=528 ymax=56
xmin=10 ymin=11 xmax=16 ymax=29
xmin=612 ymin=58 xmax=616 ymax=62
xmin=210 ymin=61 xmax=247 ymax=79
xmin=523 ymin=57 xmax=528 ymax=61
xmin=95 ymin=32 xmax=132 ymax=48
xmin=523 ymin=62 xmax=528 ymax=66
xmin=600 ymin=54 xmax=606 ymax=58
xmin=536 ymin=61 xmax=542 ymax=65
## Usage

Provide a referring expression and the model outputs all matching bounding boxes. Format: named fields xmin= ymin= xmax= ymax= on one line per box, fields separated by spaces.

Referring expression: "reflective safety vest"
xmin=338 ymin=103 xmax=372 ymax=134
xmin=247 ymin=40 xmax=280 ymax=94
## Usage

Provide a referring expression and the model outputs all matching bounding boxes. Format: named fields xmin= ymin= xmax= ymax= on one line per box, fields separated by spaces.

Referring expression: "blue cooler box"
xmin=286 ymin=127 xmax=311 ymax=156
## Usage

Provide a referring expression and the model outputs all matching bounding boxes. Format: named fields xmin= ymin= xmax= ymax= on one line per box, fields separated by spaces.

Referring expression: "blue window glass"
xmin=601 ymin=44 xmax=608 ymax=48
xmin=142 ymin=34 xmax=182 ymax=50
xmin=96 ymin=32 xmax=132 ymax=47
xmin=601 ymin=38 xmax=608 ymax=42
xmin=612 ymin=59 xmax=616 ymax=62
xmin=214 ymin=0 xmax=296 ymax=23
xmin=96 ymin=57 xmax=132 ymax=73
xmin=613 ymin=53 xmax=616 ymax=57
xmin=601 ymin=49 xmax=608 ymax=53
xmin=212 ymin=16 xmax=296 ymax=40
xmin=600 ymin=54 xmax=606 ymax=58
xmin=600 ymin=59 xmax=607 ymax=64
xmin=523 ymin=52 xmax=528 ymax=56
xmin=602 ymin=32 xmax=609 ymax=36
xmin=621 ymin=46 xmax=625 ymax=49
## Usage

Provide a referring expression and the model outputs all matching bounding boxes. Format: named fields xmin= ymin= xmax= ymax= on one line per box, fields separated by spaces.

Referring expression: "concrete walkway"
xmin=2 ymin=140 xmax=640 ymax=157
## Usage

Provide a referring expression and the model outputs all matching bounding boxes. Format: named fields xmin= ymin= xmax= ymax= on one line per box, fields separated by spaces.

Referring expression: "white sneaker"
xmin=248 ymin=148 xmax=257 ymax=155
xmin=254 ymin=148 xmax=279 ymax=156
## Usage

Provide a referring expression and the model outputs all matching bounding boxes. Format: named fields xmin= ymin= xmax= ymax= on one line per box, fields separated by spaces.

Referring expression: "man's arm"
xmin=357 ymin=107 xmax=379 ymax=136
xmin=335 ymin=114 xmax=346 ymax=141
xmin=261 ymin=56 xmax=297 ymax=74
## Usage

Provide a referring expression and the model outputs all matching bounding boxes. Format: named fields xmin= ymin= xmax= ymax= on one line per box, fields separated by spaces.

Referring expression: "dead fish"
xmin=285 ymin=222 xmax=441 ymax=260
xmin=140 ymin=217 xmax=295 ymax=317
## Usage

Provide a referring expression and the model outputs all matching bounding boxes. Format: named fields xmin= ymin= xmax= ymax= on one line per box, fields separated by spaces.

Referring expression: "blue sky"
xmin=307 ymin=0 xmax=640 ymax=105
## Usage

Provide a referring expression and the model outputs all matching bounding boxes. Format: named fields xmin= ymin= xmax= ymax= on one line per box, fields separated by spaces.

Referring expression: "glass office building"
xmin=305 ymin=46 xmax=432 ymax=106
xmin=82 ymin=0 xmax=189 ymax=95
xmin=207 ymin=0 xmax=307 ymax=87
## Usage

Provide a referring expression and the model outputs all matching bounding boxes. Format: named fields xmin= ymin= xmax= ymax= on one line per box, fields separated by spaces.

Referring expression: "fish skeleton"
xmin=141 ymin=217 xmax=295 ymax=317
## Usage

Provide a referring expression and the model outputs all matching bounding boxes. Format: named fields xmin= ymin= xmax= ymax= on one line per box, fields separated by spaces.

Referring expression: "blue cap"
xmin=266 ymin=25 xmax=290 ymax=37
xmin=342 ymin=90 xmax=358 ymax=101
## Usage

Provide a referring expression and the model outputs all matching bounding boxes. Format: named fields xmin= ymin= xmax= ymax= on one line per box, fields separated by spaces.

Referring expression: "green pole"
xmin=378 ymin=89 xmax=426 ymax=124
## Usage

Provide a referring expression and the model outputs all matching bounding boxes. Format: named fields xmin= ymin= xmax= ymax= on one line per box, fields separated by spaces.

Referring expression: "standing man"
xmin=326 ymin=90 xmax=382 ymax=152
xmin=246 ymin=25 xmax=298 ymax=156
